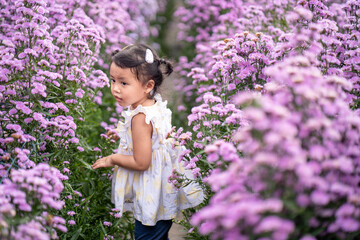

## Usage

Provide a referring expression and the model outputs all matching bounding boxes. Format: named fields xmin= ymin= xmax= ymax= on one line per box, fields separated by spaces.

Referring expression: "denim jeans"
xmin=134 ymin=219 xmax=173 ymax=240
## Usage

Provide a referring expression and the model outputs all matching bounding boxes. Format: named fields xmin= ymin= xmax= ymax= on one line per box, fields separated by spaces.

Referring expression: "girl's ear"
xmin=145 ymin=80 xmax=155 ymax=93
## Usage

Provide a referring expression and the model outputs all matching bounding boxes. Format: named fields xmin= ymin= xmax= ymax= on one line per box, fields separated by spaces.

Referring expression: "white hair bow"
xmin=145 ymin=49 xmax=154 ymax=63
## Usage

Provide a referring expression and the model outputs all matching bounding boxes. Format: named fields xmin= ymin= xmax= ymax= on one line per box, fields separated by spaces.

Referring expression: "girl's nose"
xmin=113 ymin=84 xmax=121 ymax=93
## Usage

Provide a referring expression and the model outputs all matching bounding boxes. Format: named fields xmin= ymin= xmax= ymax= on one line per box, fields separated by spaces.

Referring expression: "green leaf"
xmin=70 ymin=227 xmax=82 ymax=240
xmin=99 ymin=220 xmax=107 ymax=235
xmin=79 ymin=158 xmax=94 ymax=171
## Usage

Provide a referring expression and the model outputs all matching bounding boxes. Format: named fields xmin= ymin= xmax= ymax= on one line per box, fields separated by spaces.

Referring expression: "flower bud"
xmin=11 ymin=133 xmax=21 ymax=139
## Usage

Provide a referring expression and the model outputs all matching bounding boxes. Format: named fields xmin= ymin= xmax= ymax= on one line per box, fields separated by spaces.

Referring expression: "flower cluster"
xmin=170 ymin=31 xmax=269 ymax=187
xmin=175 ymin=0 xmax=360 ymax=110
xmin=274 ymin=2 xmax=360 ymax=107
xmin=1 ymin=0 xmax=166 ymax=239
xmin=192 ymin=54 xmax=360 ymax=239
xmin=0 ymin=0 xmax=109 ymax=174
xmin=173 ymin=0 xmax=360 ymax=239
xmin=0 ymin=163 xmax=67 ymax=239
xmin=169 ymin=90 xmax=246 ymax=184
xmin=201 ymin=32 xmax=274 ymax=96
xmin=1 ymin=0 xmax=109 ymax=238
xmin=168 ymin=168 xmax=183 ymax=189
xmin=173 ymin=0 xmax=296 ymax=104
xmin=85 ymin=0 xmax=163 ymax=69
xmin=340 ymin=1 xmax=360 ymax=109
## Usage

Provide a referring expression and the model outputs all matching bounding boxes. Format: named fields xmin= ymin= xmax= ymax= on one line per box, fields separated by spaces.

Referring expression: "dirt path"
xmin=169 ymin=222 xmax=186 ymax=240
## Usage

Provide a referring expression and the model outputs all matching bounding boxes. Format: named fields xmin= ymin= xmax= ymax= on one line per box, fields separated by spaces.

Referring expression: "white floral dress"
xmin=111 ymin=94 xmax=204 ymax=226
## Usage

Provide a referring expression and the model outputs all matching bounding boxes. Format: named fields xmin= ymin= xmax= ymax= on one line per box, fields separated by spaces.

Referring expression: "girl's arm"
xmin=92 ymin=113 xmax=153 ymax=171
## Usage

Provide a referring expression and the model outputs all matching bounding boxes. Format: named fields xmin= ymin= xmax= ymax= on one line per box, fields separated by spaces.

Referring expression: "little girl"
xmin=92 ymin=43 xmax=203 ymax=240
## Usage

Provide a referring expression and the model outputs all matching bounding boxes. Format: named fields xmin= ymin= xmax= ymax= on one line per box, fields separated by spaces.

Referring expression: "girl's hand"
xmin=92 ymin=156 xmax=115 ymax=169
xmin=106 ymin=130 xmax=120 ymax=141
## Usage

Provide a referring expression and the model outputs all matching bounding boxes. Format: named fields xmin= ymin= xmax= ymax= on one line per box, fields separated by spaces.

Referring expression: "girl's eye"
xmin=111 ymin=79 xmax=115 ymax=83
xmin=121 ymin=82 xmax=127 ymax=86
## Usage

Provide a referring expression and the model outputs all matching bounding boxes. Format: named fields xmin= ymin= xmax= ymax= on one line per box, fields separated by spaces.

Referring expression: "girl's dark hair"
xmin=111 ymin=43 xmax=173 ymax=98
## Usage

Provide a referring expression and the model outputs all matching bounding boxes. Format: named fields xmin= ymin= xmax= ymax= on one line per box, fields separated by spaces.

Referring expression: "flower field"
xmin=1 ymin=0 xmax=360 ymax=240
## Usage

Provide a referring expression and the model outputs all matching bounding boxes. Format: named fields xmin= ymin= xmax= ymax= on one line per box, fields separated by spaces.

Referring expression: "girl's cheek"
xmin=111 ymin=85 xmax=116 ymax=93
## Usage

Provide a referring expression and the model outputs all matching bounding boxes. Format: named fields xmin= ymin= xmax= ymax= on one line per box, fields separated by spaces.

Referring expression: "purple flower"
xmin=338 ymin=218 xmax=360 ymax=232
xmin=67 ymin=211 xmax=75 ymax=216
xmin=75 ymin=91 xmax=84 ymax=98
xmin=74 ymin=191 xmax=82 ymax=197
xmin=67 ymin=220 xmax=76 ymax=225
xmin=9 ymin=108 xmax=17 ymax=115
xmin=255 ymin=216 xmax=294 ymax=235
xmin=177 ymin=105 xmax=186 ymax=111
xmin=6 ymin=124 xmax=21 ymax=131
xmin=310 ymin=191 xmax=330 ymax=206
xmin=103 ymin=221 xmax=112 ymax=227
xmin=77 ymin=146 xmax=84 ymax=152
xmin=15 ymin=102 xmax=32 ymax=114
xmin=300 ymin=235 xmax=316 ymax=240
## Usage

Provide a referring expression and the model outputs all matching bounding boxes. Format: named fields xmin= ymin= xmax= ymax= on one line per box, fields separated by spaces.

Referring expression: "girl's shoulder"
xmin=122 ymin=94 xmax=172 ymax=128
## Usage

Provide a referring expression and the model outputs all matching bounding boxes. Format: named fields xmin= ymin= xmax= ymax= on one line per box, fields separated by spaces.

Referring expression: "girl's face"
xmin=110 ymin=63 xmax=152 ymax=109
